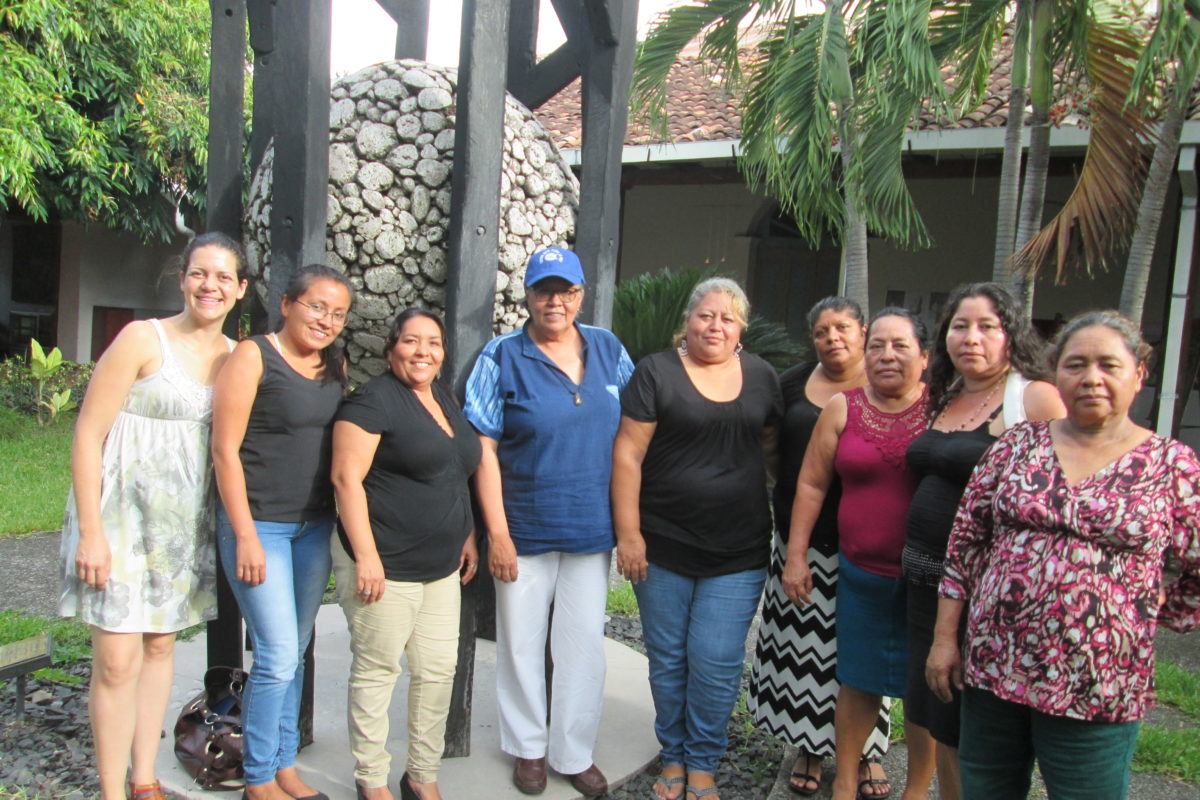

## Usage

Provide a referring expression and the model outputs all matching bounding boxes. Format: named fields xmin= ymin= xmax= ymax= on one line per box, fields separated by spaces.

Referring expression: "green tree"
xmin=0 ymin=0 xmax=213 ymax=242
xmin=1120 ymin=0 xmax=1200 ymax=324
xmin=933 ymin=0 xmax=1153 ymax=310
xmin=632 ymin=1 xmax=946 ymax=314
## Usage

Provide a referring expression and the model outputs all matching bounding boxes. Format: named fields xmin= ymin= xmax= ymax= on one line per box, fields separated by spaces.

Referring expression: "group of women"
xmin=59 ymin=232 xmax=1199 ymax=800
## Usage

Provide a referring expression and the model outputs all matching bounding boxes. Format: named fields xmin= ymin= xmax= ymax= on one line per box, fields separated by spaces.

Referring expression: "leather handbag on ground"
xmin=173 ymin=665 xmax=247 ymax=790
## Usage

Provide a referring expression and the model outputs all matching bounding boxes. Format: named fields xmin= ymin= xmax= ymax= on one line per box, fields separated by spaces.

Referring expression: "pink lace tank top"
xmin=835 ymin=386 xmax=929 ymax=577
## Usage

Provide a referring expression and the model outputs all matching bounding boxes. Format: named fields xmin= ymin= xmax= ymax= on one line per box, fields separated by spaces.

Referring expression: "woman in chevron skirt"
xmin=749 ymin=297 xmax=892 ymax=797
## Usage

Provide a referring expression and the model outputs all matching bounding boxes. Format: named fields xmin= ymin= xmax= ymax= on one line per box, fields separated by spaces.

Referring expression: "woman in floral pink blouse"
xmin=926 ymin=310 xmax=1200 ymax=800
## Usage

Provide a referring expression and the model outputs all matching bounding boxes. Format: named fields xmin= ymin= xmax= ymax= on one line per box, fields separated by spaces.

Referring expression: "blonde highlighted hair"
xmin=673 ymin=277 xmax=750 ymax=347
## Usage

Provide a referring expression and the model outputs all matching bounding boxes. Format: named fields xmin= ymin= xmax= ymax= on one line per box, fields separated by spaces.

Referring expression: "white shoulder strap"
xmin=148 ymin=318 xmax=173 ymax=365
xmin=1002 ymin=370 xmax=1032 ymax=429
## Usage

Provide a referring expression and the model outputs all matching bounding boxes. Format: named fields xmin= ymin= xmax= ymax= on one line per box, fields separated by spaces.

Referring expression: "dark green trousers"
xmin=959 ymin=686 xmax=1140 ymax=800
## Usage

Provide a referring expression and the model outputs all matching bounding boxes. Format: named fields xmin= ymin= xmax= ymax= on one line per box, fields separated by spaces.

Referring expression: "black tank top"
xmin=903 ymin=422 xmax=997 ymax=584
xmin=239 ymin=336 xmax=343 ymax=522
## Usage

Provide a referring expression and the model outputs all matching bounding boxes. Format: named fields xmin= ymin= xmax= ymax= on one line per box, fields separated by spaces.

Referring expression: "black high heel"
xmin=398 ymin=773 xmax=421 ymax=800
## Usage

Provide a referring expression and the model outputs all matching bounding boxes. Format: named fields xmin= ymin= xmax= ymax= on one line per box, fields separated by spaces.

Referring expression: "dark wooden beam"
xmin=266 ymin=0 xmax=332 ymax=329
xmin=205 ymin=0 xmax=246 ymax=672
xmin=509 ymin=0 xmax=582 ymax=110
xmin=511 ymin=42 xmax=582 ymax=110
xmin=508 ymin=0 xmax=538 ymax=87
xmin=576 ymin=0 xmax=638 ymax=327
xmin=376 ymin=0 xmax=430 ymax=60
xmin=584 ymin=0 xmax=619 ymax=46
xmin=246 ymin=0 xmax=275 ymax=54
xmin=442 ymin=0 xmax=512 ymax=758
xmin=549 ymin=0 xmax=588 ymax=44
xmin=247 ymin=0 xmax=279 ymax=178
xmin=206 ymin=0 xmax=246 ymax=238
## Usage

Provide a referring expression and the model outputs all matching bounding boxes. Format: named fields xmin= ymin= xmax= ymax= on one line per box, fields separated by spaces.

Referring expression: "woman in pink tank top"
xmin=782 ymin=307 xmax=932 ymax=800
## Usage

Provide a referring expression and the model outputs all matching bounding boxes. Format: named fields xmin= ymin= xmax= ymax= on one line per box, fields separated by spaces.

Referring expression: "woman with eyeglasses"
xmin=212 ymin=264 xmax=354 ymax=800
xmin=464 ymin=247 xmax=634 ymax=798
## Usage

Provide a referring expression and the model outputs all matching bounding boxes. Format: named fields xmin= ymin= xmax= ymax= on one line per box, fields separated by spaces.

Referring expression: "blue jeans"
xmin=216 ymin=509 xmax=334 ymax=786
xmin=959 ymin=686 xmax=1140 ymax=800
xmin=633 ymin=563 xmax=766 ymax=774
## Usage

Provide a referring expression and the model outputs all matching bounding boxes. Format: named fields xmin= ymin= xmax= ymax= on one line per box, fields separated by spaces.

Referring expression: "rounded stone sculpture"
xmin=243 ymin=59 xmax=581 ymax=382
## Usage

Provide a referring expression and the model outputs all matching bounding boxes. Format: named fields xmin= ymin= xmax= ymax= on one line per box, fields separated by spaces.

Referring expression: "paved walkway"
xmin=0 ymin=530 xmax=62 ymax=617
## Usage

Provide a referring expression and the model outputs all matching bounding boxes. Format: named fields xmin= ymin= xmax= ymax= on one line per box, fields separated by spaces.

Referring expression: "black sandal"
xmin=856 ymin=757 xmax=892 ymax=800
xmin=788 ymin=752 xmax=821 ymax=796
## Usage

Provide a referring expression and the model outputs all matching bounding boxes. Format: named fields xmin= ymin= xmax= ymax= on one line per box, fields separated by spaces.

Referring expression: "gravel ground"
xmin=0 ymin=545 xmax=1195 ymax=799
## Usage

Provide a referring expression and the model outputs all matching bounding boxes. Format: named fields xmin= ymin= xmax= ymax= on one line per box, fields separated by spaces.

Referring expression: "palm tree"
xmin=1120 ymin=0 xmax=1200 ymax=324
xmin=631 ymin=1 xmax=945 ymax=314
xmin=933 ymin=0 xmax=1153 ymax=314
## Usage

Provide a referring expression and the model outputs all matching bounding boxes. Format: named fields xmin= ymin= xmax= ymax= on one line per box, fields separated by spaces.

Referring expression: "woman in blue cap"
xmin=464 ymin=246 xmax=634 ymax=797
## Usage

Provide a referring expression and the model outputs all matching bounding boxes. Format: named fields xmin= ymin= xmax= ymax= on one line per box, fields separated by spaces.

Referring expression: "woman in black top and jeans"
xmin=212 ymin=265 xmax=353 ymax=800
xmin=612 ymin=278 xmax=782 ymax=800
xmin=331 ymin=309 xmax=482 ymax=800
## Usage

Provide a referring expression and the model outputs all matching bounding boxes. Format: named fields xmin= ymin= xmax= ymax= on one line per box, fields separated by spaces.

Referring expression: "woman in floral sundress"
xmin=927 ymin=310 xmax=1200 ymax=800
xmin=59 ymin=232 xmax=247 ymax=800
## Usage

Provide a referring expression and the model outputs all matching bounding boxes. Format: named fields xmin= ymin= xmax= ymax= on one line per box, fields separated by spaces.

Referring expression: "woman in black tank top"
xmin=212 ymin=265 xmax=353 ymax=800
xmin=904 ymin=283 xmax=1063 ymax=800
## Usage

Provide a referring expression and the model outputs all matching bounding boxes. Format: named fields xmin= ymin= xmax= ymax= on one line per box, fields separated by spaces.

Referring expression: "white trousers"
xmin=495 ymin=550 xmax=611 ymax=774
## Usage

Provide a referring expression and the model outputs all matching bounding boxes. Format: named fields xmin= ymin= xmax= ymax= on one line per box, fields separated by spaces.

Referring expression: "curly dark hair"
xmin=927 ymin=282 xmax=1052 ymax=415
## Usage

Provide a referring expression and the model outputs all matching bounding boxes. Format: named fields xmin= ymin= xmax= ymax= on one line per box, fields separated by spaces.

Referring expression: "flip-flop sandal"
xmin=856 ymin=758 xmax=892 ymax=800
xmin=788 ymin=752 xmax=822 ymax=796
xmin=686 ymin=786 xmax=720 ymax=800
xmin=651 ymin=774 xmax=685 ymax=800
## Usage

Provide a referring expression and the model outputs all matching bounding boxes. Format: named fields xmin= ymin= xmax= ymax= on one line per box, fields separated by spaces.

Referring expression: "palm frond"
xmin=1013 ymin=2 xmax=1155 ymax=281
xmin=631 ymin=0 xmax=789 ymax=135
xmin=738 ymin=14 xmax=845 ymax=245
xmin=743 ymin=314 xmax=808 ymax=371
xmin=928 ymin=0 xmax=1010 ymax=114
xmin=611 ymin=268 xmax=712 ymax=363
xmin=1129 ymin=0 xmax=1200 ymax=112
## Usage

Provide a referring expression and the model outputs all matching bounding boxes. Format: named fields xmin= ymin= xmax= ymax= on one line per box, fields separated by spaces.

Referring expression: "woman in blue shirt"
xmin=464 ymin=247 xmax=633 ymax=798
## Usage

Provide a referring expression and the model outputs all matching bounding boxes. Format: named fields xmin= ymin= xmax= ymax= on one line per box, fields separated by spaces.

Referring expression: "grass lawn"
xmin=0 ymin=407 xmax=74 ymax=537
xmin=1133 ymin=657 xmax=1200 ymax=784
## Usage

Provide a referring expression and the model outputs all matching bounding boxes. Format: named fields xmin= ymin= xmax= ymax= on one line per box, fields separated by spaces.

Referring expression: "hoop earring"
xmin=735 ymin=341 xmax=744 ymax=359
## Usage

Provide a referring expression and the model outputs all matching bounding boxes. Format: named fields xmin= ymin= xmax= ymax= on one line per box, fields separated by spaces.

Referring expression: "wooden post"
xmin=575 ymin=0 xmax=637 ymax=328
xmin=442 ymin=0 xmax=512 ymax=759
xmin=205 ymin=0 xmax=247 ymax=672
xmin=264 ymin=0 xmax=331 ymax=747
xmin=265 ymin=0 xmax=332 ymax=329
xmin=247 ymin=0 xmax=279 ymax=178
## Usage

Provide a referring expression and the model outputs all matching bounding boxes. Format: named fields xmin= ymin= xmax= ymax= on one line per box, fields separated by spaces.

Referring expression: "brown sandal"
xmin=128 ymin=781 xmax=167 ymax=800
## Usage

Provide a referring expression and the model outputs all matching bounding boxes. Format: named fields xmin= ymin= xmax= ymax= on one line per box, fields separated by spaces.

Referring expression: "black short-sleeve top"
xmin=335 ymin=373 xmax=482 ymax=583
xmin=620 ymin=349 xmax=783 ymax=577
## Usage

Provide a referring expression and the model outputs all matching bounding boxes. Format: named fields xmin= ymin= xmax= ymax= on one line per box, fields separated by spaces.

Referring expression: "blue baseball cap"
xmin=524 ymin=246 xmax=586 ymax=288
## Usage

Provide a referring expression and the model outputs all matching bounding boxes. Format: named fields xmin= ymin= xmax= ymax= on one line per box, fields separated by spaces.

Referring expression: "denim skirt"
xmin=835 ymin=553 xmax=908 ymax=697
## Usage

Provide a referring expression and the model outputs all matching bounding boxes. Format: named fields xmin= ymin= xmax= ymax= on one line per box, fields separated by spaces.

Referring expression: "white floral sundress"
xmin=59 ymin=318 xmax=230 ymax=633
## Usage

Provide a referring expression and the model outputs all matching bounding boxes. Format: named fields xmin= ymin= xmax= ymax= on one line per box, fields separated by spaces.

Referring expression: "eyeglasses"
xmin=529 ymin=286 xmax=583 ymax=303
xmin=296 ymin=300 xmax=348 ymax=325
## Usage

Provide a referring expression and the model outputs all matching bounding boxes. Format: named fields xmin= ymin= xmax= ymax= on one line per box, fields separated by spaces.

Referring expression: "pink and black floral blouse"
xmin=940 ymin=421 xmax=1200 ymax=722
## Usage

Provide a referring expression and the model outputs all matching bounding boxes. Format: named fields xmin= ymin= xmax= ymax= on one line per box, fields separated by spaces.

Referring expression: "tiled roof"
xmin=535 ymin=32 xmax=1176 ymax=152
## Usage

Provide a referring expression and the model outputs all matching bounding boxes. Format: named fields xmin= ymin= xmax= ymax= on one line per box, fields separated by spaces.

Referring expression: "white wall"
xmin=56 ymin=223 xmax=185 ymax=361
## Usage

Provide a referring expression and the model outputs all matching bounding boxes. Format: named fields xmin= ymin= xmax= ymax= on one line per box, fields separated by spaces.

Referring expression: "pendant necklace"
xmin=547 ymin=365 xmax=583 ymax=406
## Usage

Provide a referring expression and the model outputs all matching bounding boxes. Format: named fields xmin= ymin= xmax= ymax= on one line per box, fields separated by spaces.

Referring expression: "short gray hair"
xmin=1050 ymin=310 xmax=1153 ymax=367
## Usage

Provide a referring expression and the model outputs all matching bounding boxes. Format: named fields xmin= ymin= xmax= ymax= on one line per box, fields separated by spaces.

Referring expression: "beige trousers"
xmin=332 ymin=540 xmax=461 ymax=787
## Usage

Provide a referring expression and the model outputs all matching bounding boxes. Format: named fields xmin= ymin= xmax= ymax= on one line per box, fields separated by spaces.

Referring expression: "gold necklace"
xmin=942 ymin=371 xmax=1007 ymax=431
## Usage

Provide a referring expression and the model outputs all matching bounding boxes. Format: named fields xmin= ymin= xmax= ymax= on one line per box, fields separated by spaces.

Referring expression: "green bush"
xmin=0 ymin=355 xmax=93 ymax=416
xmin=611 ymin=268 xmax=806 ymax=371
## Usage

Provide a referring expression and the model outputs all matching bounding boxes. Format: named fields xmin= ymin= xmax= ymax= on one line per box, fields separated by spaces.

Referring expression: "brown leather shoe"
xmin=565 ymin=764 xmax=608 ymax=798
xmin=513 ymin=757 xmax=548 ymax=795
